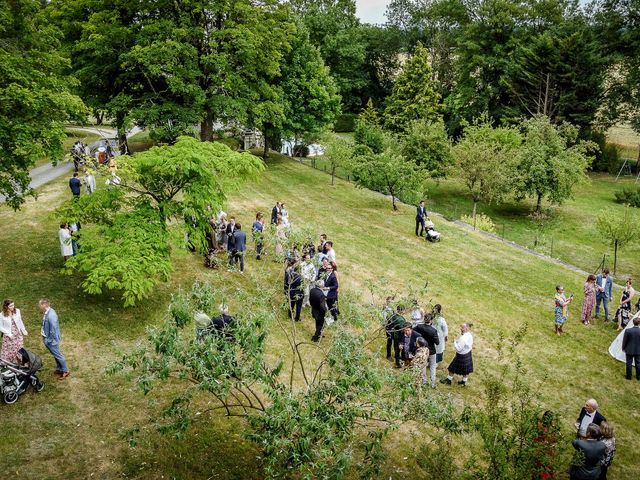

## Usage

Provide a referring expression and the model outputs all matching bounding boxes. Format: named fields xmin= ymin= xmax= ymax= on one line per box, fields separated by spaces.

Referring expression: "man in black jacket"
xmin=271 ymin=202 xmax=281 ymax=224
xmin=413 ymin=313 xmax=440 ymax=388
xmin=69 ymin=172 xmax=82 ymax=198
xmin=570 ymin=424 xmax=606 ymax=480
xmin=622 ymin=316 xmax=640 ymax=380
xmin=229 ymin=223 xmax=247 ymax=272
xmin=284 ymin=260 xmax=303 ymax=322
xmin=400 ymin=323 xmax=423 ymax=367
xmin=415 ymin=200 xmax=426 ymax=236
xmin=575 ymin=399 xmax=606 ymax=438
xmin=310 ymin=281 xmax=329 ymax=342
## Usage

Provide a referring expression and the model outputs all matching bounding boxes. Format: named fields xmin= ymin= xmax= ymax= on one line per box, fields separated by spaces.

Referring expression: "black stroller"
xmin=0 ymin=348 xmax=44 ymax=404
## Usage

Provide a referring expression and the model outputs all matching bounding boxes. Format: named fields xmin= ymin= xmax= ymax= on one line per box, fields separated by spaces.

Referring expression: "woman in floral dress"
xmin=0 ymin=299 xmax=28 ymax=363
xmin=581 ymin=274 xmax=596 ymax=325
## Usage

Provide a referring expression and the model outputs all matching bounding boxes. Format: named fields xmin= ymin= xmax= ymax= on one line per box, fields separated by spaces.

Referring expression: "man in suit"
xmin=386 ymin=304 xmax=405 ymax=368
xmin=229 ymin=223 xmax=246 ymax=272
xmin=575 ymin=399 xmax=606 ymax=438
xmin=252 ymin=213 xmax=264 ymax=260
xmin=270 ymin=202 xmax=281 ymax=224
xmin=284 ymin=260 xmax=303 ymax=322
xmin=622 ymin=316 xmax=640 ymax=380
xmin=415 ymin=200 xmax=426 ymax=236
xmin=595 ymin=268 xmax=613 ymax=321
xmin=69 ymin=172 xmax=82 ymax=199
xmin=310 ymin=281 xmax=329 ymax=342
xmin=413 ymin=314 xmax=440 ymax=388
xmin=400 ymin=322 xmax=423 ymax=367
xmin=38 ymin=298 xmax=70 ymax=379
xmin=570 ymin=424 xmax=606 ymax=480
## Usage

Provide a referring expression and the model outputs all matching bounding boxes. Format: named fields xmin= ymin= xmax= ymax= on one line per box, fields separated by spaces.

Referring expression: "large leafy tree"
xmin=401 ymin=118 xmax=453 ymax=179
xmin=0 ymin=0 xmax=84 ymax=208
xmin=290 ymin=0 xmax=368 ymax=111
xmin=514 ymin=115 xmax=592 ymax=215
xmin=453 ymin=117 xmax=522 ymax=219
xmin=57 ymin=137 xmax=263 ymax=305
xmin=384 ymin=43 xmax=442 ymax=133
xmin=597 ymin=205 xmax=640 ymax=275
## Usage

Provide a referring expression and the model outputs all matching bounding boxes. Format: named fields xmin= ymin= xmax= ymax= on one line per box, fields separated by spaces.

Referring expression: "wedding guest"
xmin=229 ymin=223 xmax=246 ymax=273
xmin=575 ymin=399 xmax=606 ymax=438
xmin=412 ymin=337 xmax=430 ymax=390
xmin=84 ymin=169 xmax=96 ymax=194
xmin=275 ymin=215 xmax=287 ymax=258
xmin=614 ymin=278 xmax=634 ymax=331
xmin=621 ymin=316 xmax=640 ymax=380
xmin=385 ymin=303 xmax=405 ymax=368
xmin=432 ymin=304 xmax=448 ymax=365
xmin=310 ymin=281 xmax=329 ymax=342
xmin=413 ymin=313 xmax=439 ymax=388
xmin=570 ymin=424 xmax=605 ymax=480
xmin=0 ymin=299 xmax=28 ymax=363
xmin=38 ymin=298 xmax=70 ymax=379
xmin=324 ymin=261 xmax=339 ymax=322
xmin=582 ymin=274 xmax=596 ymax=326
xmin=441 ymin=323 xmax=473 ymax=386
xmin=410 ymin=300 xmax=424 ymax=328
xmin=318 ymin=234 xmax=328 ymax=254
xmin=399 ymin=322 xmax=422 ymax=367
xmin=284 ymin=260 xmax=303 ymax=322
xmin=599 ymin=422 xmax=616 ymax=480
xmin=595 ymin=269 xmax=613 ymax=322
xmin=59 ymin=224 xmax=73 ymax=261
xmin=69 ymin=172 xmax=82 ymax=198
xmin=281 ymin=203 xmax=290 ymax=226
xmin=270 ymin=201 xmax=281 ymax=224
xmin=252 ymin=212 xmax=265 ymax=260
xmin=325 ymin=241 xmax=336 ymax=263
xmin=554 ymin=285 xmax=573 ymax=335
xmin=300 ymin=253 xmax=317 ymax=307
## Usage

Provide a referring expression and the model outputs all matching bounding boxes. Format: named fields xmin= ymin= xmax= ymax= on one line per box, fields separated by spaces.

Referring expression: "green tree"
xmin=453 ymin=117 xmax=522 ymax=219
xmin=353 ymin=135 xmax=428 ymax=210
xmin=320 ymin=134 xmax=354 ymax=185
xmin=0 ymin=0 xmax=84 ymax=208
xmin=291 ymin=0 xmax=368 ymax=112
xmin=57 ymin=137 xmax=263 ymax=305
xmin=111 ymin=281 xmax=461 ymax=479
xmin=515 ymin=115 xmax=592 ymax=215
xmin=596 ymin=206 xmax=640 ymax=275
xmin=384 ymin=43 xmax=442 ymax=133
xmin=401 ymin=118 xmax=453 ymax=178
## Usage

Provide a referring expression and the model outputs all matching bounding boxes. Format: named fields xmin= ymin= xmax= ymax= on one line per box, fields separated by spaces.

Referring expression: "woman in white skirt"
xmin=59 ymin=224 xmax=73 ymax=261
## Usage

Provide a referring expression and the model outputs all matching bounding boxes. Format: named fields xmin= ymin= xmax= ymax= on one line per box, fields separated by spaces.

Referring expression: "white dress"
xmin=609 ymin=311 xmax=639 ymax=363
xmin=59 ymin=228 xmax=73 ymax=257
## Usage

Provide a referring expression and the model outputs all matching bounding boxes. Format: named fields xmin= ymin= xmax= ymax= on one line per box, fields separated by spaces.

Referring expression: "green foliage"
xmin=401 ymin=118 xmax=453 ymax=178
xmin=461 ymin=213 xmax=497 ymax=234
xmin=453 ymin=116 xmax=522 ymax=217
xmin=614 ymin=187 xmax=640 ymax=207
xmin=354 ymin=121 xmax=385 ymax=155
xmin=57 ymin=137 xmax=263 ymax=305
xmin=596 ymin=205 xmax=640 ymax=274
xmin=334 ymin=113 xmax=358 ymax=132
xmin=384 ymin=43 xmax=442 ymax=133
xmin=514 ymin=115 xmax=593 ymax=214
xmin=352 ymin=134 xmax=428 ymax=210
xmin=320 ymin=134 xmax=354 ymax=185
xmin=0 ymin=0 xmax=85 ymax=209
xmin=589 ymin=130 xmax=622 ymax=173
xmin=111 ymin=281 xmax=460 ymax=479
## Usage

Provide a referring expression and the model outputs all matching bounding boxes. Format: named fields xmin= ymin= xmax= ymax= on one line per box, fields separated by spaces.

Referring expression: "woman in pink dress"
xmin=581 ymin=274 xmax=596 ymax=325
xmin=0 ymin=299 xmax=28 ymax=363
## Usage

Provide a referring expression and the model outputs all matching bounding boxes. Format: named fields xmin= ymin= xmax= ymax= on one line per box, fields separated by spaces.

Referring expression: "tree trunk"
xmin=536 ymin=192 xmax=543 ymax=215
xmin=263 ymin=136 xmax=269 ymax=159
xmin=472 ymin=200 xmax=477 ymax=222
xmin=200 ymin=109 xmax=214 ymax=142
xmin=331 ymin=167 xmax=335 ymax=186
xmin=115 ymin=112 xmax=129 ymax=155
xmin=391 ymin=190 xmax=397 ymax=211
xmin=95 ymin=110 xmax=104 ymax=126
xmin=614 ymin=239 xmax=618 ymax=276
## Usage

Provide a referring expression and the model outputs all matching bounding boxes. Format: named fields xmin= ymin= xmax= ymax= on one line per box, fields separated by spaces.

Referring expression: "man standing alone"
xmin=595 ymin=268 xmax=613 ymax=321
xmin=416 ymin=200 xmax=426 ymax=236
xmin=38 ymin=298 xmax=70 ymax=379
xmin=69 ymin=172 xmax=82 ymax=199
xmin=622 ymin=316 xmax=640 ymax=380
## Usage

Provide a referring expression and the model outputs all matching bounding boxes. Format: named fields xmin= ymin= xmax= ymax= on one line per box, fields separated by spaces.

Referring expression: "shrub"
xmin=461 ymin=213 xmax=497 ymax=233
xmin=588 ymin=130 xmax=621 ymax=173
xmin=614 ymin=187 xmax=640 ymax=207
xmin=333 ymin=113 xmax=357 ymax=133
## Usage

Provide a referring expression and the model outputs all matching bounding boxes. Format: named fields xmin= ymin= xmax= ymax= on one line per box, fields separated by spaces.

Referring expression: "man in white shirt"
xmin=325 ymin=241 xmax=336 ymax=263
xmin=575 ymin=399 xmax=606 ymax=438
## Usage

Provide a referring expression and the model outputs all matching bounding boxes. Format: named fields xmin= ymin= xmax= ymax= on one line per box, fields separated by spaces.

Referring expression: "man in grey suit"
xmin=622 ymin=316 xmax=640 ymax=380
xmin=595 ymin=268 xmax=613 ymax=321
xmin=38 ymin=298 xmax=70 ymax=379
xmin=569 ymin=424 xmax=606 ymax=480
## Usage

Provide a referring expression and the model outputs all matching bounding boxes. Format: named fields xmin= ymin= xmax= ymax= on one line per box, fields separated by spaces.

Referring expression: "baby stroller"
xmin=424 ymin=219 xmax=441 ymax=242
xmin=0 ymin=348 xmax=44 ymax=405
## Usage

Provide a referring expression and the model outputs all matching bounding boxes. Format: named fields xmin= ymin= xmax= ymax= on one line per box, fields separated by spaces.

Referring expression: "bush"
xmin=333 ymin=113 xmax=357 ymax=133
xmin=588 ymin=130 xmax=621 ymax=173
xmin=215 ymin=137 xmax=241 ymax=151
xmin=614 ymin=187 xmax=640 ymax=207
xmin=354 ymin=120 xmax=385 ymax=154
xmin=461 ymin=213 xmax=497 ymax=233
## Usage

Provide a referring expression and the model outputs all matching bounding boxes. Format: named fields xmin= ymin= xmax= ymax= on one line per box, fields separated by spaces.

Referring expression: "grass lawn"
xmin=1 ymin=152 xmax=638 ymax=479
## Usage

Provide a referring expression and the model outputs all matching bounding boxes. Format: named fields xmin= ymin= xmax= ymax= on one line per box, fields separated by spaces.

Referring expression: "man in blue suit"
xmin=38 ymin=298 xmax=70 ymax=379
xmin=415 ymin=200 xmax=426 ymax=236
xmin=595 ymin=268 xmax=613 ymax=321
xmin=229 ymin=223 xmax=247 ymax=273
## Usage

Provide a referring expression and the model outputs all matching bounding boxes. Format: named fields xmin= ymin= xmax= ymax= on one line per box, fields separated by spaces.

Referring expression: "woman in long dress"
xmin=554 ymin=285 xmax=573 ymax=335
xmin=275 ymin=215 xmax=287 ymax=258
xmin=614 ymin=278 xmax=635 ymax=331
xmin=609 ymin=311 xmax=639 ymax=362
xmin=581 ymin=274 xmax=596 ymax=325
xmin=59 ymin=224 xmax=73 ymax=261
xmin=433 ymin=304 xmax=448 ymax=365
xmin=0 ymin=299 xmax=28 ymax=363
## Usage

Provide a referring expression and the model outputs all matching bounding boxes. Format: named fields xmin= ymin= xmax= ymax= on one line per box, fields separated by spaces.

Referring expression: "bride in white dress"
xmin=609 ymin=311 xmax=639 ymax=362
